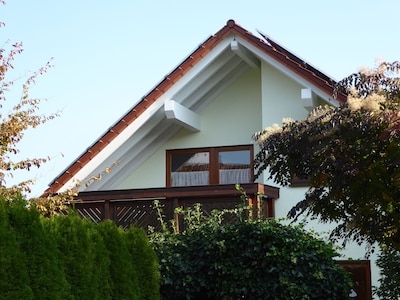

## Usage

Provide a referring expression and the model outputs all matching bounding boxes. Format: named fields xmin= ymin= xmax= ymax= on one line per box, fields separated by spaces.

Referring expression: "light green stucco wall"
xmin=261 ymin=62 xmax=309 ymax=128
xmin=259 ymin=61 xmax=315 ymax=218
xmin=117 ymin=61 xmax=380 ymax=286
xmin=118 ymin=63 xmax=311 ymax=190
xmin=118 ymin=67 xmax=262 ymax=189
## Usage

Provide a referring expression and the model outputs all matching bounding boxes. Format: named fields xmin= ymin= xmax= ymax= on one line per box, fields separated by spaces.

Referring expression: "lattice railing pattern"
xmin=72 ymin=183 xmax=278 ymax=231
xmin=73 ymin=198 xmax=242 ymax=231
xmin=114 ymin=200 xmax=170 ymax=230
xmin=73 ymin=199 xmax=176 ymax=231
xmin=75 ymin=202 xmax=104 ymax=223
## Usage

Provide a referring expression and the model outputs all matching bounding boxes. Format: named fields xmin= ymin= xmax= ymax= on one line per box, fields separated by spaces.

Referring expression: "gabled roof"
xmin=44 ymin=19 xmax=347 ymax=196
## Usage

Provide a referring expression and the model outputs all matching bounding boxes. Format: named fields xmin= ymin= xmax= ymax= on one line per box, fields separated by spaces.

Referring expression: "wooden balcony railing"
xmin=73 ymin=183 xmax=279 ymax=231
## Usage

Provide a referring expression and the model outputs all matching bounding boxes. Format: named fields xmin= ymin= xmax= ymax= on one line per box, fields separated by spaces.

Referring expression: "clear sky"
xmin=2 ymin=0 xmax=399 ymax=197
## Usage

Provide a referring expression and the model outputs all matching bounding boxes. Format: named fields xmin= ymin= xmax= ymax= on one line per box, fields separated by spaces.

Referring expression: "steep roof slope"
xmin=44 ymin=19 xmax=346 ymax=195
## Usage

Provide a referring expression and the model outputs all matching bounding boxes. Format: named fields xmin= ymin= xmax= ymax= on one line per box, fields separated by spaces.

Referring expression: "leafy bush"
xmin=375 ymin=249 xmax=400 ymax=299
xmin=150 ymin=204 xmax=352 ymax=299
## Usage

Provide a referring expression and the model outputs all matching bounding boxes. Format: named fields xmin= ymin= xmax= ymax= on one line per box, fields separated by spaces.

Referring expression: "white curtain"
xmin=219 ymin=169 xmax=251 ymax=184
xmin=171 ymin=171 xmax=209 ymax=186
xmin=171 ymin=169 xmax=250 ymax=186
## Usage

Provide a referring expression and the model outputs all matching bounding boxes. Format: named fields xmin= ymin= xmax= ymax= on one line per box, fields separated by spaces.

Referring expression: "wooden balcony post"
xmin=104 ymin=199 xmax=111 ymax=220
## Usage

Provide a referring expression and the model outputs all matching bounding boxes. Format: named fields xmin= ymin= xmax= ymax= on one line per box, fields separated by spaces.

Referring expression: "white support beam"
xmin=230 ymin=40 xmax=260 ymax=69
xmin=164 ymin=99 xmax=201 ymax=132
xmin=301 ymin=88 xmax=317 ymax=111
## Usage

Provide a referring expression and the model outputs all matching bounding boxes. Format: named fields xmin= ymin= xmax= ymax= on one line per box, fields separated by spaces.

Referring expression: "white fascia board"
xmin=56 ymin=37 xmax=235 ymax=192
xmin=165 ymin=99 xmax=201 ymax=131
xmin=233 ymin=36 xmax=340 ymax=107
xmin=230 ymin=40 xmax=260 ymax=69
xmin=94 ymin=124 xmax=181 ymax=190
xmin=57 ymin=99 xmax=165 ymax=193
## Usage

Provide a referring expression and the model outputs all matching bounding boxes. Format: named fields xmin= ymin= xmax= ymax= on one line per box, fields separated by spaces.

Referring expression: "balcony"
xmin=73 ymin=183 xmax=280 ymax=231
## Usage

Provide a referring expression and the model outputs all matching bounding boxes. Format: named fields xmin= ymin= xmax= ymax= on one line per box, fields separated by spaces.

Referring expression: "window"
xmin=166 ymin=145 xmax=253 ymax=187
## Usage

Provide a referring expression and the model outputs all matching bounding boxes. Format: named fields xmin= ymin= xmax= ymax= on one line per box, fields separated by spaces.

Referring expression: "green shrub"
xmin=0 ymin=197 xmax=160 ymax=299
xmin=7 ymin=197 xmax=68 ymax=300
xmin=0 ymin=198 xmax=33 ymax=300
xmin=125 ymin=226 xmax=160 ymax=300
xmin=84 ymin=220 xmax=112 ymax=299
xmin=150 ymin=204 xmax=352 ymax=299
xmin=97 ymin=221 xmax=141 ymax=300
xmin=47 ymin=212 xmax=101 ymax=299
xmin=375 ymin=248 xmax=400 ymax=299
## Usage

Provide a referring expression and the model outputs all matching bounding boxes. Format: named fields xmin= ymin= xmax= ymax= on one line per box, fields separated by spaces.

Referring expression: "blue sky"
xmin=2 ymin=0 xmax=399 ymax=196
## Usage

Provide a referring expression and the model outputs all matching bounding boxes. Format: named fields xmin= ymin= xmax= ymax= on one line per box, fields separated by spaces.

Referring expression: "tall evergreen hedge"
xmin=0 ymin=198 xmax=33 ymax=300
xmin=47 ymin=213 xmax=105 ymax=299
xmin=97 ymin=220 xmax=141 ymax=300
xmin=126 ymin=226 xmax=160 ymax=300
xmin=0 ymin=197 xmax=160 ymax=300
xmin=8 ymin=197 xmax=69 ymax=300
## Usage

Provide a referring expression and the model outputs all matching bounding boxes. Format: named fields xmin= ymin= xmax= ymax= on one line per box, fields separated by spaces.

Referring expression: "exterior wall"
xmin=260 ymin=62 xmax=308 ymax=128
xmin=258 ymin=62 xmax=378 ymax=290
xmin=118 ymin=62 xmax=310 ymax=190
xmin=273 ymin=182 xmax=380 ymax=291
xmin=258 ymin=60 xmax=312 ymax=222
xmin=118 ymin=67 xmax=262 ymax=189
xmin=118 ymin=61 xmax=379 ymax=291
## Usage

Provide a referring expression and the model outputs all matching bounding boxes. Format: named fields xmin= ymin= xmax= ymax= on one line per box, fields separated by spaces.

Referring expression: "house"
xmin=45 ymin=20 xmax=373 ymax=298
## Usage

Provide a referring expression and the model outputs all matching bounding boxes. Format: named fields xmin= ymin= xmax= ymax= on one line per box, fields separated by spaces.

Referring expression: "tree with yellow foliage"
xmin=0 ymin=2 xmax=74 ymax=215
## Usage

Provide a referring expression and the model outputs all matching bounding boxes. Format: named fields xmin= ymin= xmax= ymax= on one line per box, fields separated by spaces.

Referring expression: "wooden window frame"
xmin=166 ymin=145 xmax=254 ymax=187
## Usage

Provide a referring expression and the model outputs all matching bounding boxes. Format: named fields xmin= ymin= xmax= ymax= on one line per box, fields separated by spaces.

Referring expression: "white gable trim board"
xmin=58 ymin=36 xmax=242 ymax=192
xmin=57 ymin=33 xmax=341 ymax=193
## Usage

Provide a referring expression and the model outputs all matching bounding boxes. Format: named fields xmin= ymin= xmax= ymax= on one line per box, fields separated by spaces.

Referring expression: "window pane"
xmin=171 ymin=152 xmax=209 ymax=186
xmin=218 ymin=150 xmax=251 ymax=184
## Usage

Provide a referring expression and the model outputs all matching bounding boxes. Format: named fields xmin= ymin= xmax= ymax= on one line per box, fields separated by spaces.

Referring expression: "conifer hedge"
xmin=0 ymin=196 xmax=160 ymax=300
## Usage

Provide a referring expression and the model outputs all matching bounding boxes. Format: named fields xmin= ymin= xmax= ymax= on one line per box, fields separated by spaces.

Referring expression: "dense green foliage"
xmin=0 ymin=197 xmax=160 ymax=300
xmin=374 ymin=249 xmax=400 ymax=299
xmin=96 ymin=221 xmax=140 ymax=300
xmin=48 ymin=213 xmax=108 ymax=299
xmin=150 ymin=204 xmax=352 ymax=299
xmin=8 ymin=196 xmax=69 ymax=299
xmin=253 ymin=61 xmax=400 ymax=251
xmin=0 ymin=197 xmax=35 ymax=299
xmin=125 ymin=226 xmax=160 ymax=300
